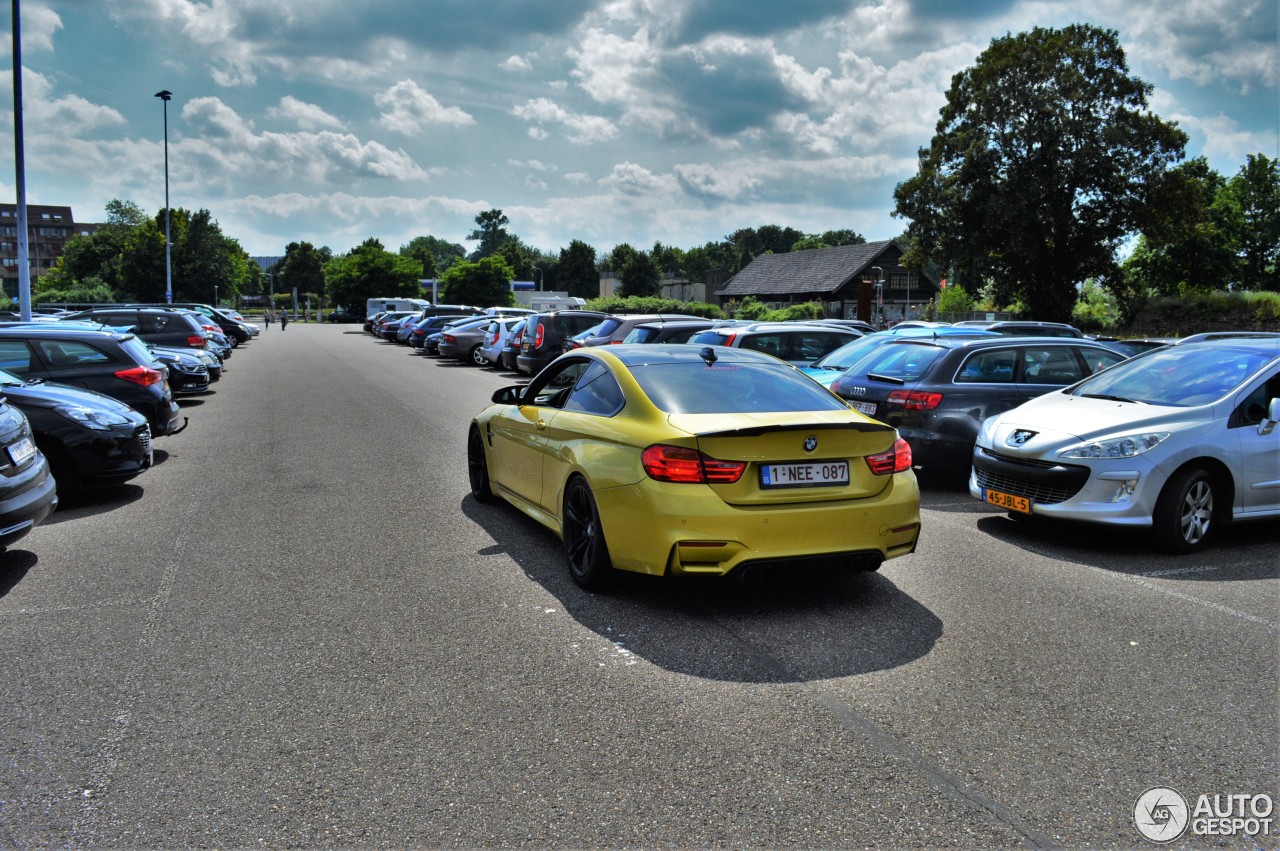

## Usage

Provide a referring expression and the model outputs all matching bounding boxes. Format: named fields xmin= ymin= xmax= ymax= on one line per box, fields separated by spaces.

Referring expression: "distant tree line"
xmin=28 ymin=22 xmax=1277 ymax=323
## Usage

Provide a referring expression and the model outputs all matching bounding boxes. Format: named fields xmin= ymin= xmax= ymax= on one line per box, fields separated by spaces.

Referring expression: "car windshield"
xmin=629 ymin=361 xmax=851 ymax=414
xmin=1069 ymin=345 xmax=1275 ymax=406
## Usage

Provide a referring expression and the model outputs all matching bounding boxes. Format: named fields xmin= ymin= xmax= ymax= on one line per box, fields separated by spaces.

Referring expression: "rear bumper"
xmin=594 ymin=473 xmax=921 ymax=577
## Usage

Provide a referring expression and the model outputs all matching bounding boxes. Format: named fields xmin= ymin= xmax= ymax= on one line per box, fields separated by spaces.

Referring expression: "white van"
xmin=367 ymin=297 xmax=431 ymax=319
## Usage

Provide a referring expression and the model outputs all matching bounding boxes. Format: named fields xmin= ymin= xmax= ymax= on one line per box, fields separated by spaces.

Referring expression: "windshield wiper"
xmin=1080 ymin=393 xmax=1145 ymax=404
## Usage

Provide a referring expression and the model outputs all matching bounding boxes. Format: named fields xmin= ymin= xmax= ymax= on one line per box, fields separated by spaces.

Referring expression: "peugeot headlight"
xmin=1059 ymin=432 xmax=1170 ymax=459
xmin=56 ymin=405 xmax=133 ymax=431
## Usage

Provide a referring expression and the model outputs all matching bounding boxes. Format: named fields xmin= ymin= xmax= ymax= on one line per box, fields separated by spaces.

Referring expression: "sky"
xmin=0 ymin=0 xmax=1276 ymax=260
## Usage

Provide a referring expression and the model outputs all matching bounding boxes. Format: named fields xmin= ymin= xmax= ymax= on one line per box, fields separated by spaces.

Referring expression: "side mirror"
xmin=1260 ymin=397 xmax=1279 ymax=436
xmin=492 ymin=385 xmax=524 ymax=405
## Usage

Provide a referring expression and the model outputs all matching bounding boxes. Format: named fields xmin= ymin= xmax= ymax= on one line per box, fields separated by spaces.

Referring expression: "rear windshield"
xmin=624 ymin=327 xmax=661 ymax=344
xmin=629 ymin=362 xmax=850 ymax=414
xmin=118 ymin=335 xmax=157 ymax=365
xmin=594 ymin=318 xmax=622 ymax=336
xmin=849 ymin=343 xmax=947 ymax=382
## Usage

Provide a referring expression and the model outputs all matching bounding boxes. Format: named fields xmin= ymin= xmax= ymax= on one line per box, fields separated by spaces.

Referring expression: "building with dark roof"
xmin=715 ymin=240 xmax=941 ymax=325
xmin=0 ymin=205 xmax=103 ymax=298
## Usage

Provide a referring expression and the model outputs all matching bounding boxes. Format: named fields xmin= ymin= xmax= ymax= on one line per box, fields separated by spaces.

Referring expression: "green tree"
xmin=1218 ymin=154 xmax=1280 ymax=291
xmin=557 ymin=240 xmax=598 ymax=299
xmin=467 ymin=209 xmax=510 ymax=259
xmin=324 ymin=238 xmax=424 ymax=311
xmin=935 ymin=284 xmax=976 ymax=316
xmin=439 ymin=256 xmax=515 ymax=307
xmin=495 ymin=237 xmax=536 ymax=281
xmin=893 ymin=24 xmax=1187 ymax=323
xmin=278 ymin=242 xmax=329 ymax=305
xmin=1119 ymin=158 xmax=1235 ymax=296
xmin=619 ymin=251 xmax=659 ymax=298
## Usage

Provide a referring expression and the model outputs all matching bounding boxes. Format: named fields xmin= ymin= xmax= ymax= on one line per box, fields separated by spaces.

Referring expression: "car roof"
xmin=1170 ymin=337 xmax=1280 ymax=355
xmin=585 ymin=342 xmax=790 ymax=368
xmin=877 ymin=335 xmax=1117 ymax=351
xmin=1173 ymin=331 xmax=1280 ymax=345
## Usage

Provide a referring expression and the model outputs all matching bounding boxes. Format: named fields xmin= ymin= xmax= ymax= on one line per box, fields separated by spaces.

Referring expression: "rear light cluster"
xmin=533 ymin=323 xmax=545 ymax=349
xmin=865 ymin=438 xmax=913 ymax=475
xmin=886 ymin=390 xmax=943 ymax=410
xmin=185 ymin=336 xmax=207 ymax=348
xmin=642 ymin=445 xmax=746 ymax=484
xmin=115 ymin=365 xmax=164 ymax=387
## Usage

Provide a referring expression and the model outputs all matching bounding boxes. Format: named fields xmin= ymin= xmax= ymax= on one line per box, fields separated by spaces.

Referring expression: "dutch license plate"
xmin=852 ymin=401 xmax=877 ymax=416
xmin=985 ymin=488 xmax=1031 ymax=513
xmin=7 ymin=436 xmax=35 ymax=467
xmin=761 ymin=460 xmax=849 ymax=489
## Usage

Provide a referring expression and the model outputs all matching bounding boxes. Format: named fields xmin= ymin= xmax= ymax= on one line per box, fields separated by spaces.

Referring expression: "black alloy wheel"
xmin=562 ymin=476 xmax=612 ymax=589
xmin=467 ymin=427 xmax=494 ymax=502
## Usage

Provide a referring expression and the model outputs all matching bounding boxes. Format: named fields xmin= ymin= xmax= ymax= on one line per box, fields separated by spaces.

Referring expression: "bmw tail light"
xmin=642 ymin=444 xmax=746 ymax=484
xmin=865 ymin=438 xmax=913 ymax=475
xmin=534 ymin=322 xmax=545 ymax=349
xmin=886 ymin=390 xmax=943 ymax=411
xmin=115 ymin=365 xmax=164 ymax=387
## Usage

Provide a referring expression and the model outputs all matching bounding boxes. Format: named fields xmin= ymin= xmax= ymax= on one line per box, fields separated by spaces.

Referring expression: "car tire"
xmin=469 ymin=345 xmax=487 ymax=367
xmin=1152 ymin=466 xmax=1216 ymax=553
xmin=562 ymin=476 xmax=613 ymax=590
xmin=467 ymin=427 xmax=494 ymax=503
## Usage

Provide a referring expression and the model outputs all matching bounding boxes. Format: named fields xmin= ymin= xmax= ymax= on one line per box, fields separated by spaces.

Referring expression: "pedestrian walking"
xmin=280 ymin=310 xmax=289 ymax=330
xmin=264 ymin=310 xmax=274 ymax=328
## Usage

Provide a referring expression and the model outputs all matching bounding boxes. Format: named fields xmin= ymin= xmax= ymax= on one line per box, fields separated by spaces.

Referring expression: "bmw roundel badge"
xmin=804 ymin=435 xmax=818 ymax=452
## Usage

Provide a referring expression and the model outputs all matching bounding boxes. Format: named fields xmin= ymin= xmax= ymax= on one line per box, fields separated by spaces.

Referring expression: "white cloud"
xmin=267 ymin=96 xmax=345 ymax=130
xmin=598 ymin=162 xmax=679 ymax=196
xmin=512 ymin=97 xmax=619 ymax=144
xmin=1 ymin=70 xmax=126 ymax=135
xmin=501 ymin=55 xmax=532 ymax=72
xmin=375 ymin=79 xmax=475 ymax=134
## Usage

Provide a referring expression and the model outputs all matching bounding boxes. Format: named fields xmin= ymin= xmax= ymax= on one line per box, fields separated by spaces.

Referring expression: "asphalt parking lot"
xmin=1 ymin=322 xmax=1275 ymax=847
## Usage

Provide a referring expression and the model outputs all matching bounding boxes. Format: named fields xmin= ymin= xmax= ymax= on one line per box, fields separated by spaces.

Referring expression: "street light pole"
xmin=155 ymin=90 xmax=173 ymax=305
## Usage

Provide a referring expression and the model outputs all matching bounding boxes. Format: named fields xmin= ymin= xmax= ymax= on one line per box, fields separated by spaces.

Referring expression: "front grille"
xmin=973 ymin=464 xmax=1083 ymax=505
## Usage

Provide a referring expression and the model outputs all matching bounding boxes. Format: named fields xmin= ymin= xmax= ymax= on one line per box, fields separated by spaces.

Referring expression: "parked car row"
xmin=363 ymin=303 xmax=1280 ymax=581
xmin=0 ymin=306 xmax=260 ymax=553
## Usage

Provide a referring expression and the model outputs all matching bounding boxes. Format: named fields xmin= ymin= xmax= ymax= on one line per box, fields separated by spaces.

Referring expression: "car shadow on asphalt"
xmin=973 ymin=512 xmax=1279 ymax=581
xmin=461 ymin=495 xmax=942 ymax=683
xmin=0 ymin=549 xmax=36 ymax=597
xmin=41 ymin=484 xmax=146 ymax=525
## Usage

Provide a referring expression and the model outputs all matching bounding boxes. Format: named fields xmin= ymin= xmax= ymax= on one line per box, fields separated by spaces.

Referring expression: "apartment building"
xmin=0 ymin=205 xmax=102 ymax=298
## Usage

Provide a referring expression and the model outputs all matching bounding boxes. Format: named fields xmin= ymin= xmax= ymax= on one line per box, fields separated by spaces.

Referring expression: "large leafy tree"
xmin=401 ymin=235 xmax=466 ymax=278
xmin=557 ymin=239 xmax=598 ymax=299
xmin=619 ymin=251 xmax=660 ymax=297
xmin=277 ymin=241 xmax=329 ymax=303
xmin=1218 ymin=154 xmax=1280 ymax=291
xmin=324 ymin=238 xmax=424 ymax=312
xmin=467 ymin=209 xmax=510 ymax=259
xmin=893 ymin=24 xmax=1187 ymax=322
xmin=439 ymin=256 xmax=515 ymax=306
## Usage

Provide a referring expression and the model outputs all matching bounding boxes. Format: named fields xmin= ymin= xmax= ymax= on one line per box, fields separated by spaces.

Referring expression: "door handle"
xmin=536 ymin=419 xmax=547 ymax=430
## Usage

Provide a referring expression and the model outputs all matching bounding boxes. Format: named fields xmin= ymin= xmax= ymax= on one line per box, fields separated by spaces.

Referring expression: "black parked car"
xmin=146 ymin=347 xmax=211 ymax=395
xmin=622 ymin=319 xmax=719 ymax=344
xmin=63 ymin=307 xmax=213 ymax=351
xmin=829 ymin=336 xmax=1128 ymax=471
xmin=516 ymin=310 xmax=611 ymax=374
xmin=0 ymin=326 xmax=185 ymax=436
xmin=0 ymin=397 xmax=57 ymax=547
xmin=0 ymin=369 xmax=151 ymax=498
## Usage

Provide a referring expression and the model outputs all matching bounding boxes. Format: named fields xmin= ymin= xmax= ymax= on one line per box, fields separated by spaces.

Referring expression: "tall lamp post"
xmin=155 ymin=90 xmax=173 ymax=305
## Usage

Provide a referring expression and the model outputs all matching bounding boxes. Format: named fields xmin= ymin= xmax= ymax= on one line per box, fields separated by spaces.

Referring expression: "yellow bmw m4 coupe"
xmin=468 ymin=344 xmax=921 ymax=588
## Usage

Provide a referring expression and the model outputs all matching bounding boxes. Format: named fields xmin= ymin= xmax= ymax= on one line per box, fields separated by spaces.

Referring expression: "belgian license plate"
xmin=852 ymin=401 xmax=877 ymax=416
xmin=761 ymin=460 xmax=849 ymax=488
xmin=7 ymin=436 xmax=35 ymax=466
xmin=985 ymin=488 xmax=1031 ymax=513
